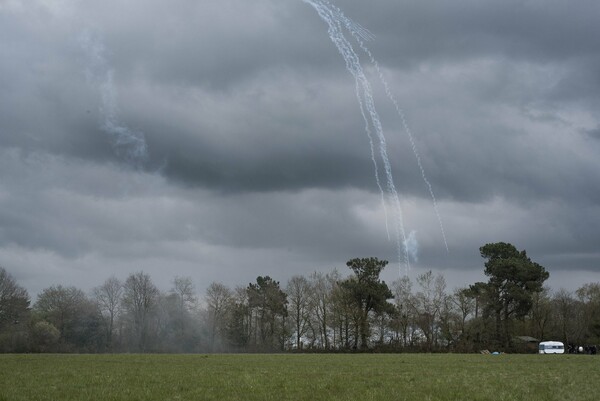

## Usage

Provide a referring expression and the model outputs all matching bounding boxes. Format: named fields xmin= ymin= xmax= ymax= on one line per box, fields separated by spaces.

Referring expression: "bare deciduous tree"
xmin=414 ymin=270 xmax=446 ymax=351
xmin=170 ymin=276 xmax=197 ymax=340
xmin=93 ymin=276 xmax=123 ymax=350
xmin=0 ymin=267 xmax=30 ymax=352
xmin=122 ymin=271 xmax=159 ymax=352
xmin=286 ymin=275 xmax=311 ymax=349
xmin=205 ymin=282 xmax=233 ymax=351
xmin=391 ymin=275 xmax=415 ymax=347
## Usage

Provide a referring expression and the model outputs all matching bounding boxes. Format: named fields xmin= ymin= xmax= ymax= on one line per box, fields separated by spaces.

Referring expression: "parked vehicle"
xmin=539 ymin=341 xmax=564 ymax=354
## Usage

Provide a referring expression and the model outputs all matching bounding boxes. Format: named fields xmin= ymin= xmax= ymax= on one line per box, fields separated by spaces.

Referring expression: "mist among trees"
xmin=2 ymin=242 xmax=599 ymax=353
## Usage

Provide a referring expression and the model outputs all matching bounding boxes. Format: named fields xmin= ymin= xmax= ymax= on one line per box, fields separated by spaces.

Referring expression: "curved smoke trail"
xmin=355 ymin=80 xmax=391 ymax=242
xmin=303 ymin=0 xmax=410 ymax=271
xmin=79 ymin=30 xmax=148 ymax=166
xmin=332 ymin=4 xmax=449 ymax=253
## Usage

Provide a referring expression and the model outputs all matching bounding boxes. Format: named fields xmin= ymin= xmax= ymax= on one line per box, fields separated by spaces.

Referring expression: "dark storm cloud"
xmin=317 ymin=0 xmax=600 ymax=205
xmin=81 ymin=0 xmax=340 ymax=91
xmin=341 ymin=0 xmax=600 ymax=65
xmin=584 ymin=126 xmax=600 ymax=140
xmin=0 ymin=148 xmax=390 ymax=262
xmin=1 ymin=0 xmax=600 ymax=297
xmin=121 ymin=0 xmax=600 ymax=205
xmin=0 ymin=7 xmax=130 ymax=164
xmin=4 ymin=0 xmax=598 ymax=202
xmin=125 ymin=72 xmax=387 ymax=193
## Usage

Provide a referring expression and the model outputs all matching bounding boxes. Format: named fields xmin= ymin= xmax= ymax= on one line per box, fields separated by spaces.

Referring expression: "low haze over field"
xmin=1 ymin=0 xmax=599 ymax=297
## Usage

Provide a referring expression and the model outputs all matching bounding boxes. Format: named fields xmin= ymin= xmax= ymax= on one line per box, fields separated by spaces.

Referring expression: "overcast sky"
xmin=1 ymin=0 xmax=599 ymax=299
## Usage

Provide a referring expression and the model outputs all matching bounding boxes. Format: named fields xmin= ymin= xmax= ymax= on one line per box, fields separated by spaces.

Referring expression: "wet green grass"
xmin=0 ymin=353 xmax=598 ymax=400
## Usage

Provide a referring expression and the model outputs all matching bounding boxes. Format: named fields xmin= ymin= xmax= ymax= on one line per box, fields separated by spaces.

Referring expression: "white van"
xmin=538 ymin=341 xmax=565 ymax=354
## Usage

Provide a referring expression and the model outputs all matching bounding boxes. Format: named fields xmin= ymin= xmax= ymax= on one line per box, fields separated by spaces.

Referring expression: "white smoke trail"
xmin=303 ymin=0 xmax=410 ymax=270
xmin=79 ymin=30 xmax=148 ymax=166
xmin=355 ymin=79 xmax=391 ymax=241
xmin=404 ymin=230 xmax=419 ymax=263
xmin=334 ymin=11 xmax=449 ymax=253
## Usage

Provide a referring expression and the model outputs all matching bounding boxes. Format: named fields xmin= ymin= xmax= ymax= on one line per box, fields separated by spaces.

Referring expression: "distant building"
xmin=514 ymin=336 xmax=540 ymax=353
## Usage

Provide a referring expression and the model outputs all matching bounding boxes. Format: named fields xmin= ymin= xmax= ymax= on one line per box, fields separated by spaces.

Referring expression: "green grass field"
xmin=0 ymin=353 xmax=598 ymax=401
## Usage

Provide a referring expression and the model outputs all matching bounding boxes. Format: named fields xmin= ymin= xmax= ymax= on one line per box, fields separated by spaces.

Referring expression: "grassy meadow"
xmin=0 ymin=353 xmax=598 ymax=401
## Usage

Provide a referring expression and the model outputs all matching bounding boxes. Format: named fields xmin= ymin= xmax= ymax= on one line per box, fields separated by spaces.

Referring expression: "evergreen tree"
xmin=479 ymin=242 xmax=549 ymax=350
xmin=341 ymin=257 xmax=393 ymax=349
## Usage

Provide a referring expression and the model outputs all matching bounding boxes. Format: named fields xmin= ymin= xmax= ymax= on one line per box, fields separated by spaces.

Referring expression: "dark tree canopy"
xmin=0 ymin=267 xmax=30 ymax=352
xmin=12 ymin=245 xmax=600 ymax=354
xmin=479 ymin=242 xmax=549 ymax=349
xmin=122 ymin=272 xmax=160 ymax=352
xmin=34 ymin=285 xmax=102 ymax=351
xmin=247 ymin=276 xmax=288 ymax=350
xmin=342 ymin=257 xmax=393 ymax=348
xmin=0 ymin=267 xmax=30 ymax=329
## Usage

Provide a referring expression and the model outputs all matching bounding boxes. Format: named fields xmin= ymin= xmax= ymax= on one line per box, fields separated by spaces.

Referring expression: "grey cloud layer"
xmin=1 ymin=0 xmax=599 ymax=295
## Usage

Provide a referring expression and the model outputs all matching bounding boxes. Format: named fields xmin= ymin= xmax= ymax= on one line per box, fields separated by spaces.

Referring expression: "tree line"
xmin=1 ymin=242 xmax=599 ymax=353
